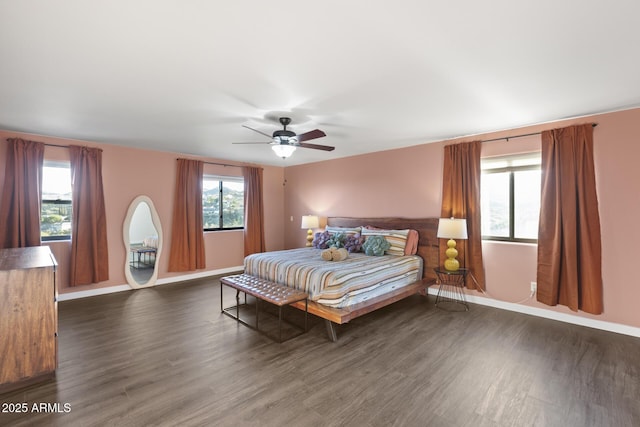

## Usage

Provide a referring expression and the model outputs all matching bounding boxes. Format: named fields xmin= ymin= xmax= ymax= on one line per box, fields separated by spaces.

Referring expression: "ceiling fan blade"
xmin=298 ymin=142 xmax=335 ymax=151
xmin=242 ymin=124 xmax=273 ymax=139
xmin=295 ymin=129 xmax=326 ymax=142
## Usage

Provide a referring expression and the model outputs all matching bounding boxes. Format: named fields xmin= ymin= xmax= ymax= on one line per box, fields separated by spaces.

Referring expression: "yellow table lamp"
xmin=301 ymin=215 xmax=319 ymax=247
xmin=437 ymin=217 xmax=468 ymax=271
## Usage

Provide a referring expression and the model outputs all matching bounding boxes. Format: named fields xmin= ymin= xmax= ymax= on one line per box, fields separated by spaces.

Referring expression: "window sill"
xmin=204 ymin=229 xmax=244 ymax=234
xmin=482 ymin=240 xmax=537 ymax=247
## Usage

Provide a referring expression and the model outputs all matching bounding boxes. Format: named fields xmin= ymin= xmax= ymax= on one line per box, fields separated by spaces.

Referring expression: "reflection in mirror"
xmin=123 ymin=195 xmax=163 ymax=288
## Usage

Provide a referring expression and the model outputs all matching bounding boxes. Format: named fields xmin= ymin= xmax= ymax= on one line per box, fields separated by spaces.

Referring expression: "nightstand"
xmin=434 ymin=267 xmax=469 ymax=311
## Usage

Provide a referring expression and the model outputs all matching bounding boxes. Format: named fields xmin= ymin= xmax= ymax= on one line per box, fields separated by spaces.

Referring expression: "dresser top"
xmin=0 ymin=246 xmax=57 ymax=270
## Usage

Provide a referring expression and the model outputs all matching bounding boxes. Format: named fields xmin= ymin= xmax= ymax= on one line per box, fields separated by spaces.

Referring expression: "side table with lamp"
xmin=434 ymin=267 xmax=469 ymax=311
xmin=435 ymin=217 xmax=469 ymax=311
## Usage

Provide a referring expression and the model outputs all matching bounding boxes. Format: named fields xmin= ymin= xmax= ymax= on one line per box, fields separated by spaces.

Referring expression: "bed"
xmin=242 ymin=217 xmax=440 ymax=340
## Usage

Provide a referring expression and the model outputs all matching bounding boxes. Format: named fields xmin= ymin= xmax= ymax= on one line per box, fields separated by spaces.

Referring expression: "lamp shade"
xmin=272 ymin=144 xmax=296 ymax=159
xmin=437 ymin=218 xmax=468 ymax=239
xmin=301 ymin=215 xmax=319 ymax=229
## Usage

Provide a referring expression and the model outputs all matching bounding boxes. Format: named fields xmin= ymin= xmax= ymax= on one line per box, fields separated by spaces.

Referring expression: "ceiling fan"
xmin=234 ymin=117 xmax=334 ymax=158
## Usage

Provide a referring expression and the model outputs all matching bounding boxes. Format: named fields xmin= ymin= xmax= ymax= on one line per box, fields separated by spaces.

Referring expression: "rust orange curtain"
xmin=537 ymin=124 xmax=603 ymax=314
xmin=441 ymin=140 xmax=485 ymax=290
xmin=0 ymin=138 xmax=45 ymax=248
xmin=168 ymin=159 xmax=205 ymax=271
xmin=242 ymin=166 xmax=265 ymax=256
xmin=69 ymin=145 xmax=109 ymax=285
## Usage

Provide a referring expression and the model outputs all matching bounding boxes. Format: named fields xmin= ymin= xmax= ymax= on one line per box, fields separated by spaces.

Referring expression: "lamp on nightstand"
xmin=437 ymin=217 xmax=468 ymax=271
xmin=301 ymin=215 xmax=319 ymax=247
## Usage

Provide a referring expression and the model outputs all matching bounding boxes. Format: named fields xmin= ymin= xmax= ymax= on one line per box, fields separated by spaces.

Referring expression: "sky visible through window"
xmin=42 ymin=165 xmax=72 ymax=200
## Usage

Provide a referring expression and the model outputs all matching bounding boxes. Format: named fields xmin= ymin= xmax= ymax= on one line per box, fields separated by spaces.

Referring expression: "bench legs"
xmin=220 ymin=282 xmax=308 ymax=343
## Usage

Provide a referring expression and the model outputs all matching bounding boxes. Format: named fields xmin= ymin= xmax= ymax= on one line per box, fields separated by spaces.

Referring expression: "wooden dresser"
xmin=0 ymin=246 xmax=58 ymax=393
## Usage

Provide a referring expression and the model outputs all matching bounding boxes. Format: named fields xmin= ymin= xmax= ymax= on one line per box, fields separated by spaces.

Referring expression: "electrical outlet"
xmin=530 ymin=281 xmax=537 ymax=293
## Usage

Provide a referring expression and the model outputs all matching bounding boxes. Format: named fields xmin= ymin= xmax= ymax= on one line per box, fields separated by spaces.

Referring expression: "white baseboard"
xmin=58 ymin=284 xmax=133 ymax=301
xmin=427 ymin=287 xmax=640 ymax=338
xmin=57 ymin=266 xmax=244 ymax=302
xmin=155 ymin=266 xmax=243 ymax=285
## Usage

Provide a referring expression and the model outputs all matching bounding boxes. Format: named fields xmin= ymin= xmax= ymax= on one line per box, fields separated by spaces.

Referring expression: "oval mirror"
xmin=123 ymin=195 xmax=163 ymax=288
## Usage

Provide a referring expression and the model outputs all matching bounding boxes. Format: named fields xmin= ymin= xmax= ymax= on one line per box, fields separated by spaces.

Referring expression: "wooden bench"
xmin=220 ymin=274 xmax=308 ymax=342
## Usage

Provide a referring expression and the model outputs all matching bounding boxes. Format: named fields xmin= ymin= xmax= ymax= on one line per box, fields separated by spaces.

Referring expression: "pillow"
xmin=362 ymin=227 xmax=419 ymax=255
xmin=405 ymin=230 xmax=419 ymax=255
xmin=325 ymin=226 xmax=362 ymax=236
xmin=312 ymin=231 xmax=331 ymax=249
xmin=143 ymin=236 xmax=158 ymax=248
xmin=361 ymin=227 xmax=413 ymax=256
xmin=362 ymin=235 xmax=391 ymax=256
xmin=326 ymin=232 xmax=347 ymax=249
xmin=343 ymin=233 xmax=364 ymax=253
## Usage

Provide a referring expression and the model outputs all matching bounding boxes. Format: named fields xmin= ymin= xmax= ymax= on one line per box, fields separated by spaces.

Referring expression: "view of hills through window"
xmin=41 ymin=164 xmax=72 ymax=239
xmin=203 ymin=178 xmax=244 ymax=230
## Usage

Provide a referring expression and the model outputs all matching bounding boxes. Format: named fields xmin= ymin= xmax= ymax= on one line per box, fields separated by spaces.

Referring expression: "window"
xmin=203 ymin=176 xmax=244 ymax=231
xmin=481 ymin=153 xmax=541 ymax=242
xmin=41 ymin=163 xmax=72 ymax=241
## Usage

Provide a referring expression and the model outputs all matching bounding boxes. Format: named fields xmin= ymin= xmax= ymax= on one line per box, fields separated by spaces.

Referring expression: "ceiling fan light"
xmin=272 ymin=144 xmax=296 ymax=159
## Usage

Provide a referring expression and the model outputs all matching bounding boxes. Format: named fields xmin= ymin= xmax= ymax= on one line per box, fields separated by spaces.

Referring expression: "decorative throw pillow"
xmin=361 ymin=228 xmax=411 ymax=256
xmin=312 ymin=231 xmax=331 ymax=249
xmin=362 ymin=235 xmax=391 ymax=256
xmin=343 ymin=233 xmax=365 ymax=253
xmin=326 ymin=232 xmax=347 ymax=249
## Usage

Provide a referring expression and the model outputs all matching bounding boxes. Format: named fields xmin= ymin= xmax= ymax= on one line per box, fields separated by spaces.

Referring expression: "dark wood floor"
xmin=2 ymin=277 xmax=639 ymax=427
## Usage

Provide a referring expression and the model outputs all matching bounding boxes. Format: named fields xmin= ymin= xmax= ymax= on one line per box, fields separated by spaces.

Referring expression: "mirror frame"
xmin=123 ymin=195 xmax=163 ymax=289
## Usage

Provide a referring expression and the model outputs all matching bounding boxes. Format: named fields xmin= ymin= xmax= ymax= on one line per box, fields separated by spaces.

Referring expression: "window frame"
xmin=41 ymin=162 xmax=73 ymax=242
xmin=481 ymin=154 xmax=541 ymax=244
xmin=202 ymin=175 xmax=244 ymax=232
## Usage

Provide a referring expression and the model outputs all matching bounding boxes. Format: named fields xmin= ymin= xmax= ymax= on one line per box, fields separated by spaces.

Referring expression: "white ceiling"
xmin=1 ymin=1 xmax=639 ymax=167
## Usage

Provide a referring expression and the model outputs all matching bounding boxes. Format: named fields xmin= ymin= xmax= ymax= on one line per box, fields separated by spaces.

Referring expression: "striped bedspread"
xmin=243 ymin=248 xmax=423 ymax=308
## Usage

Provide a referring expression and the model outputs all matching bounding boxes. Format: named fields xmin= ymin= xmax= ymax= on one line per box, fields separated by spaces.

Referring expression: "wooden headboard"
xmin=327 ymin=217 xmax=440 ymax=282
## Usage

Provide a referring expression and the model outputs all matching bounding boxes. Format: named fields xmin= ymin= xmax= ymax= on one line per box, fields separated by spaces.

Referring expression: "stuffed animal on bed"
xmin=320 ymin=247 xmax=349 ymax=261
xmin=362 ymin=235 xmax=391 ymax=256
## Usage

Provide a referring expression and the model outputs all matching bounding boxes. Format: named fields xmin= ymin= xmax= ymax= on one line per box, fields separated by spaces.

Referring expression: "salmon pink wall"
xmin=0 ymin=130 xmax=285 ymax=294
xmin=284 ymin=143 xmax=445 ymax=248
xmin=283 ymin=108 xmax=640 ymax=330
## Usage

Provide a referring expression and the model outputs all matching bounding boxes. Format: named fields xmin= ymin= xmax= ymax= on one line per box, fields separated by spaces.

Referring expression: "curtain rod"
xmin=480 ymin=123 xmax=598 ymax=144
xmin=203 ymin=161 xmax=264 ymax=171
xmin=178 ymin=158 xmax=256 ymax=169
xmin=204 ymin=161 xmax=241 ymax=168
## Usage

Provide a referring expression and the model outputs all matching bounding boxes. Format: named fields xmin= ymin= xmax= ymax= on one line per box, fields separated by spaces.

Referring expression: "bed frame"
xmin=289 ymin=217 xmax=440 ymax=341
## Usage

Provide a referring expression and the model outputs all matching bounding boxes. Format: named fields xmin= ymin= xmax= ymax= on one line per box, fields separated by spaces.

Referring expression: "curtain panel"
xmin=0 ymin=138 xmax=45 ymax=248
xmin=536 ymin=124 xmax=603 ymax=314
xmin=242 ymin=166 xmax=266 ymax=256
xmin=440 ymin=140 xmax=485 ymax=290
xmin=168 ymin=159 xmax=205 ymax=272
xmin=69 ymin=145 xmax=109 ymax=285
